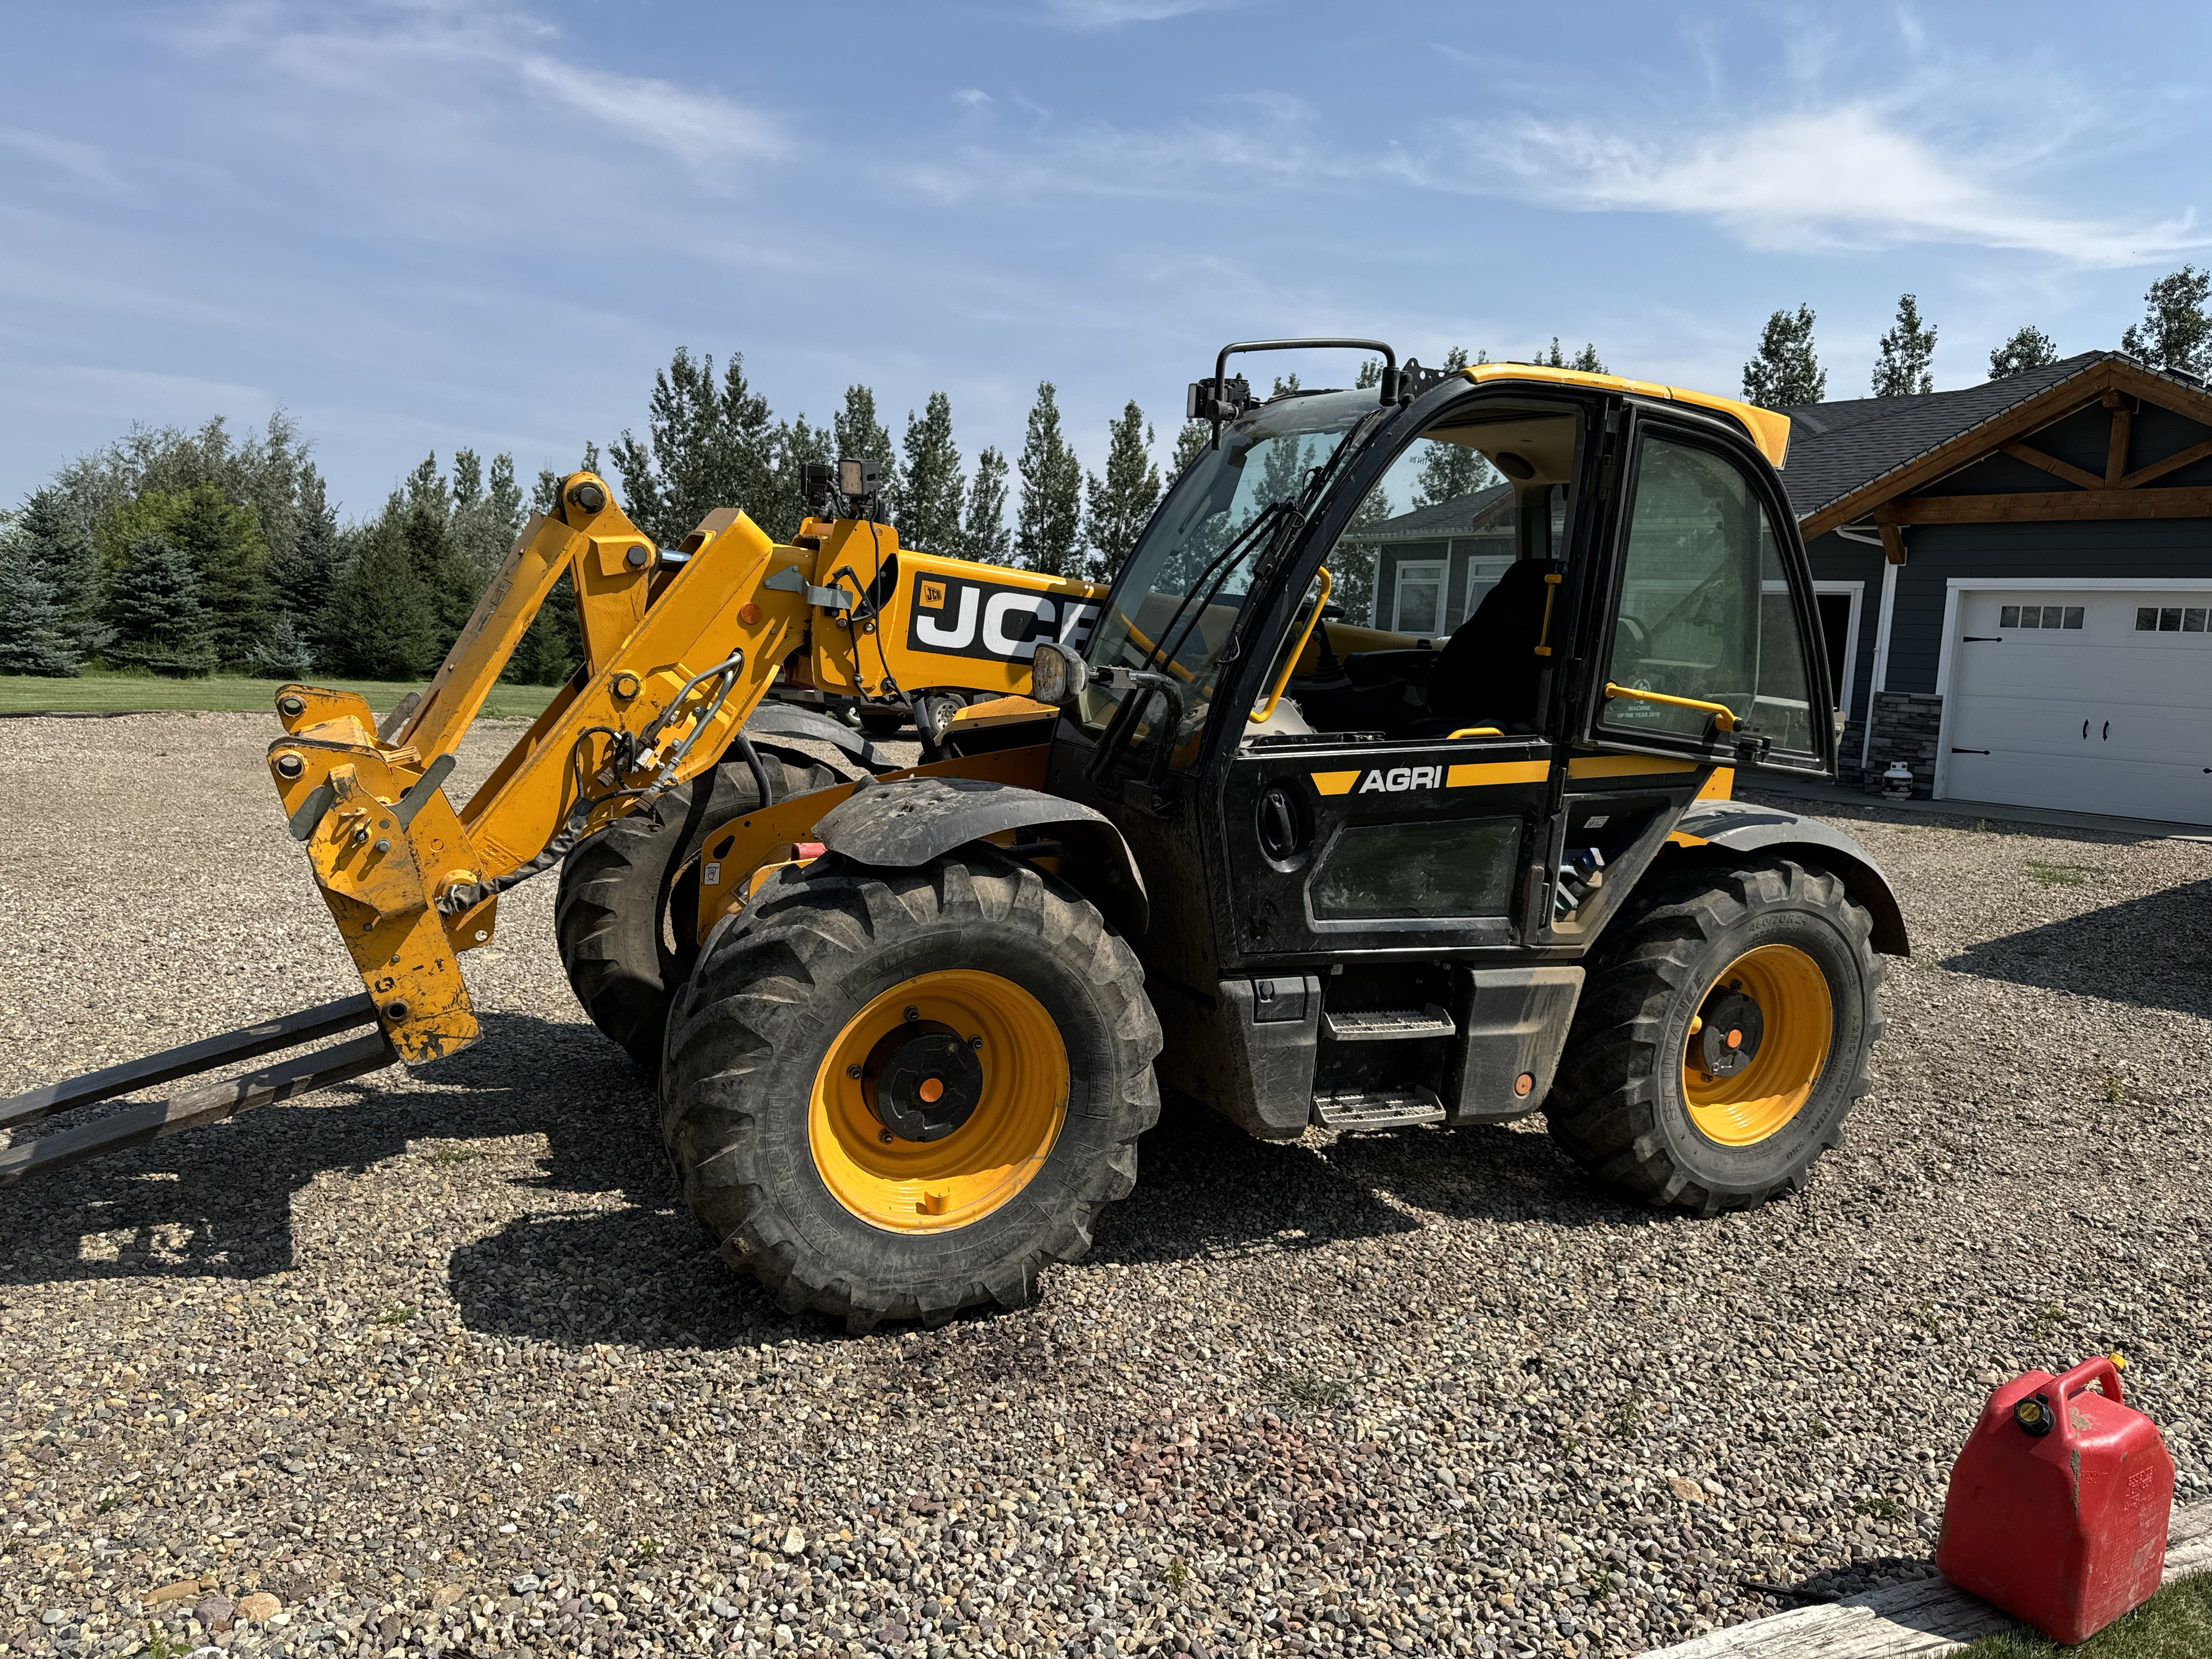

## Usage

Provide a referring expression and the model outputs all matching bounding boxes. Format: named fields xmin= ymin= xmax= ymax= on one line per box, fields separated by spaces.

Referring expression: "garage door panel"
xmin=1944 ymin=589 xmax=2212 ymax=826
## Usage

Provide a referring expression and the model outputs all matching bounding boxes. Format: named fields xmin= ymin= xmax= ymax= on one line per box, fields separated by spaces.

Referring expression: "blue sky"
xmin=5 ymin=0 xmax=2210 ymax=521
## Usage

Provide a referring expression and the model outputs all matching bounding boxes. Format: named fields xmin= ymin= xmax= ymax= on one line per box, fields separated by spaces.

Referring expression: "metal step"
xmin=1321 ymin=1004 xmax=1456 ymax=1042
xmin=1312 ymin=1087 xmax=1446 ymax=1132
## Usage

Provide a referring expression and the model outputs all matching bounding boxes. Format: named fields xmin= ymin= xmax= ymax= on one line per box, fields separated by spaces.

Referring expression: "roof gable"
xmin=1784 ymin=354 xmax=2212 ymax=537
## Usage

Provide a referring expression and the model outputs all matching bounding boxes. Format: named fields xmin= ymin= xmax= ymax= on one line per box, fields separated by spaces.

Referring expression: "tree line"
xmin=1740 ymin=266 xmax=2212 ymax=408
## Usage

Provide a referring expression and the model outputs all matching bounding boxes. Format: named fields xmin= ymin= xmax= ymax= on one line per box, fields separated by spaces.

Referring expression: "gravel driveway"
xmin=2 ymin=713 xmax=2208 ymax=1659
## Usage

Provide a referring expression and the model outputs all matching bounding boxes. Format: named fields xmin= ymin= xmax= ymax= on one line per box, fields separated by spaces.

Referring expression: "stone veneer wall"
xmin=1860 ymin=691 xmax=1944 ymax=798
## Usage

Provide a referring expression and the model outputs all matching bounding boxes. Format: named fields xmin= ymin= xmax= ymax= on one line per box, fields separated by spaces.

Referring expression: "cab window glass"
xmin=1602 ymin=436 xmax=1816 ymax=755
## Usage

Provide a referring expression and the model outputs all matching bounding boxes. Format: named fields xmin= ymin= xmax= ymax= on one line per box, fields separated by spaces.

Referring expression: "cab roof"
xmin=1460 ymin=363 xmax=1792 ymax=468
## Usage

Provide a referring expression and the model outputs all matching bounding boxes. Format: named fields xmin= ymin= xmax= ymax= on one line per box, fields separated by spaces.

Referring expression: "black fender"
xmin=738 ymin=702 xmax=894 ymax=774
xmin=811 ymin=777 xmax=1148 ymax=938
xmin=1675 ymin=798 xmax=1909 ymax=955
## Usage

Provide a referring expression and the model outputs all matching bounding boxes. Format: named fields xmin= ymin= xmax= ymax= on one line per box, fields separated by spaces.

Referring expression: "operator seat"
xmin=1421 ymin=556 xmax=1563 ymax=735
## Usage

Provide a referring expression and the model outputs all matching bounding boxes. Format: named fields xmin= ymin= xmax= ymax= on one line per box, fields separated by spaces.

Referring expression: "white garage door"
xmin=1945 ymin=589 xmax=2212 ymax=825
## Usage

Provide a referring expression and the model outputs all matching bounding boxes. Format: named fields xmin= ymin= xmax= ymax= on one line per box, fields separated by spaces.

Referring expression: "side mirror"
xmin=1029 ymin=639 xmax=1090 ymax=707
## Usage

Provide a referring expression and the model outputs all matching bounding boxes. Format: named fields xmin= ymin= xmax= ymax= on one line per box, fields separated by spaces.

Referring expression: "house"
xmin=1782 ymin=351 xmax=2212 ymax=825
xmin=1340 ymin=481 xmax=1517 ymax=636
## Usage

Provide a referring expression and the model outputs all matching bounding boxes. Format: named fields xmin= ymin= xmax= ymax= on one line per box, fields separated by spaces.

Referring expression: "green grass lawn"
xmin=1959 ymin=1573 xmax=2212 ymax=1656
xmin=0 ymin=672 xmax=560 ymax=721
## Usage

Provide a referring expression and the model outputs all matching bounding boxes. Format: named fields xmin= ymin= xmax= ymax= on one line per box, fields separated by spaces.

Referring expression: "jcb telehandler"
xmin=2 ymin=342 xmax=1906 ymax=1330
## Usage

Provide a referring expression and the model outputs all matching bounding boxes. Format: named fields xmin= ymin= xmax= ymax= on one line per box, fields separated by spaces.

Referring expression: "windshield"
xmin=1078 ymin=388 xmax=1378 ymax=752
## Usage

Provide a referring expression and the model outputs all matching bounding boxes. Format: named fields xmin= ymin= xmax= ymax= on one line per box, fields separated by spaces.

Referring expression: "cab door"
xmin=1581 ymin=413 xmax=1832 ymax=777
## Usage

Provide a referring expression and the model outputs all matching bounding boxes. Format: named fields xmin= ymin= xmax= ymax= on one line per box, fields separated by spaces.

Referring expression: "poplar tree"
xmin=1171 ymin=421 xmax=1212 ymax=476
xmin=0 ymin=543 xmax=80 ymax=676
xmin=610 ymin=349 xmax=777 ymax=550
xmin=766 ymin=416 xmax=832 ymax=543
xmin=2120 ymin=267 xmax=2212 ymax=377
xmin=1872 ymin=294 xmax=1938 ymax=396
xmin=961 ymin=446 xmax=1011 ymax=564
xmin=1536 ymin=338 xmax=1606 ymax=373
xmin=1414 ymin=349 xmax=1498 ymax=509
xmin=1989 ymin=326 xmax=2061 ymax=379
xmin=1015 ymin=382 xmax=1083 ymax=575
xmin=898 ymin=393 xmax=966 ymax=551
xmin=1742 ymin=306 xmax=1827 ymax=408
xmin=1084 ymin=401 xmax=1160 ymax=580
xmin=834 ymin=385 xmax=899 ymax=514
xmin=106 ymin=536 xmax=216 ymax=676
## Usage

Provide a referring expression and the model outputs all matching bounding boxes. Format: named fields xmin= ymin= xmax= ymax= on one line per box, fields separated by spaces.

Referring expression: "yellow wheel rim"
xmin=810 ymin=969 xmax=1068 ymax=1233
xmin=1681 ymin=944 xmax=1832 ymax=1147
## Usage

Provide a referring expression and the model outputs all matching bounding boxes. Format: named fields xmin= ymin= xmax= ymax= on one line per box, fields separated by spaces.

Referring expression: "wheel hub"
xmin=1696 ymin=988 xmax=1764 ymax=1077
xmin=863 ymin=1022 xmax=983 ymax=1142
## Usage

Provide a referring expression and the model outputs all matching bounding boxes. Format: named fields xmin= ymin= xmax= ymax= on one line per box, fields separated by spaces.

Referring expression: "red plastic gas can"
xmin=1936 ymin=1356 xmax=2174 ymax=1643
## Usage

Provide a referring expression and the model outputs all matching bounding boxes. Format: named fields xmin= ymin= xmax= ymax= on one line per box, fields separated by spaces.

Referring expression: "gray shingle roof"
xmin=1340 ymin=481 xmax=1514 ymax=543
xmin=1777 ymin=351 xmax=2113 ymax=520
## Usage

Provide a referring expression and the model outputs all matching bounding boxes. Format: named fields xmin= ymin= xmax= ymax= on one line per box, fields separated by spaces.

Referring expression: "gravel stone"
xmin=1 ymin=716 xmax=2208 ymax=1657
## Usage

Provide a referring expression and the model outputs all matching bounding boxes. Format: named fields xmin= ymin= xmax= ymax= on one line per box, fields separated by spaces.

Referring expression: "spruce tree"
xmin=1742 ymin=306 xmax=1827 ymax=408
xmin=155 ymin=483 xmax=275 ymax=672
xmin=833 ymin=385 xmax=899 ymax=515
xmin=898 ymin=393 xmax=966 ymax=552
xmin=1989 ymin=326 xmax=2061 ymax=379
xmin=1872 ymin=294 xmax=1938 ymax=396
xmin=1014 ymin=382 xmax=1083 ymax=575
xmin=961 ymin=447 xmax=1011 ymax=564
xmin=2120 ymin=267 xmax=2212 ymax=377
xmin=450 ymin=450 xmax=524 ymax=575
xmin=268 ymin=466 xmax=340 ymax=669
xmin=610 ymin=349 xmax=777 ymax=549
xmin=106 ymin=536 xmax=216 ymax=677
xmin=1084 ymin=401 xmax=1160 ymax=580
xmin=9 ymin=487 xmax=106 ymax=662
xmin=1534 ymin=338 xmax=1605 ymax=373
xmin=396 ymin=454 xmax=480 ymax=642
xmin=322 ymin=511 xmax=440 ymax=681
xmin=511 ymin=447 xmax=600 ymax=686
xmin=0 ymin=543 xmax=81 ymax=676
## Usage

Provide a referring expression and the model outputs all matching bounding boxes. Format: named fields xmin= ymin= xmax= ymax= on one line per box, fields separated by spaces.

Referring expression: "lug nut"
xmin=277 ymin=694 xmax=306 ymax=719
xmin=274 ymin=753 xmax=304 ymax=779
xmin=847 ymin=1064 xmax=862 ymax=1079
xmin=969 ymin=1035 xmax=983 ymax=1049
xmin=904 ymin=1006 xmax=919 ymax=1022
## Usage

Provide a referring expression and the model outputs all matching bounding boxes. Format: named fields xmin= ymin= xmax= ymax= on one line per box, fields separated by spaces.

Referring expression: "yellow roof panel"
xmin=1461 ymin=363 xmax=1791 ymax=467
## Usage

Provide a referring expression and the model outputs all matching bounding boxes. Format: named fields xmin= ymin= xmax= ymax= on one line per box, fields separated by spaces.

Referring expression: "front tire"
xmin=1545 ymin=857 xmax=1883 ymax=1213
xmin=661 ymin=848 xmax=1161 ymax=1329
xmin=554 ymin=758 xmax=832 ymax=1071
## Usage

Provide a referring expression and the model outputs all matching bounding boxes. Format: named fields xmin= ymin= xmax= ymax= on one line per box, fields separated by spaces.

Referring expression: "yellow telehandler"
xmin=2 ymin=343 xmax=1907 ymax=1330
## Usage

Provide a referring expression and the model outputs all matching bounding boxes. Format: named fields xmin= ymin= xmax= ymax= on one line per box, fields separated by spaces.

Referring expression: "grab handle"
xmin=1250 ymin=567 xmax=1333 ymax=724
xmin=2049 ymin=1356 xmax=2124 ymax=1446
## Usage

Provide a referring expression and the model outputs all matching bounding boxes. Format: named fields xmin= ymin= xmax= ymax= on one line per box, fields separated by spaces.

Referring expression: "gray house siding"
xmin=1879 ymin=518 xmax=2212 ymax=695
xmin=1806 ymin=531 xmax=1883 ymax=724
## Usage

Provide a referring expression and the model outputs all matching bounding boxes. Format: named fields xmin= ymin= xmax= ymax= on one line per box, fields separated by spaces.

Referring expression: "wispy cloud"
xmin=1457 ymin=103 xmax=2203 ymax=267
xmin=517 ymin=57 xmax=783 ymax=169
xmin=0 ymin=127 xmax=124 ymax=191
xmin=904 ymin=92 xmax=1349 ymax=205
xmin=1039 ymin=0 xmax=1244 ymax=28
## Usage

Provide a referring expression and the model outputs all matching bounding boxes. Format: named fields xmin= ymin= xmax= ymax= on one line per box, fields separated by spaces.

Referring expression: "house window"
xmin=1393 ymin=561 xmax=1444 ymax=636
xmin=2135 ymin=607 xmax=2208 ymax=633
xmin=2002 ymin=605 xmax=2083 ymax=630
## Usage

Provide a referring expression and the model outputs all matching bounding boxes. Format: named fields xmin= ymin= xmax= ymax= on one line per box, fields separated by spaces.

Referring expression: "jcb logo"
xmin=907 ymin=573 xmax=1101 ymax=663
xmin=1359 ymin=765 xmax=1442 ymax=793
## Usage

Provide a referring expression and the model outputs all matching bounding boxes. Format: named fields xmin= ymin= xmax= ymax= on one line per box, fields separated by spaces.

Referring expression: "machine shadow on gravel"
xmin=0 ymin=1012 xmax=658 ymax=1288
xmin=1941 ymin=876 xmax=2212 ymax=1017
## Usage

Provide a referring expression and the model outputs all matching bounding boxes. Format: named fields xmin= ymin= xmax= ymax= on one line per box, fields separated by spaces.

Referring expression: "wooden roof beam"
xmin=1887 ymin=486 xmax=2212 ymax=524
xmin=1997 ymin=440 xmax=2102 ymax=492
xmin=2104 ymin=391 xmax=2136 ymax=486
xmin=2120 ymin=432 xmax=2212 ymax=489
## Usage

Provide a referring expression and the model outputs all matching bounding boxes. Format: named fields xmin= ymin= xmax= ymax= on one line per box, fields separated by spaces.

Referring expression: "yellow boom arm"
xmin=264 ymin=475 xmax=1100 ymax=1065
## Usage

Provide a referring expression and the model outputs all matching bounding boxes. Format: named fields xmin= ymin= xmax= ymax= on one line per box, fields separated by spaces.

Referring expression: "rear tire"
xmin=554 ymin=758 xmax=833 ymax=1071
xmin=660 ymin=848 xmax=1161 ymax=1329
xmin=1544 ymin=857 xmax=1883 ymax=1214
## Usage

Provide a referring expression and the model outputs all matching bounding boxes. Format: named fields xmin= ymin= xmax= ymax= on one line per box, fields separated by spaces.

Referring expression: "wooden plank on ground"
xmin=1645 ymin=1503 xmax=2212 ymax=1658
